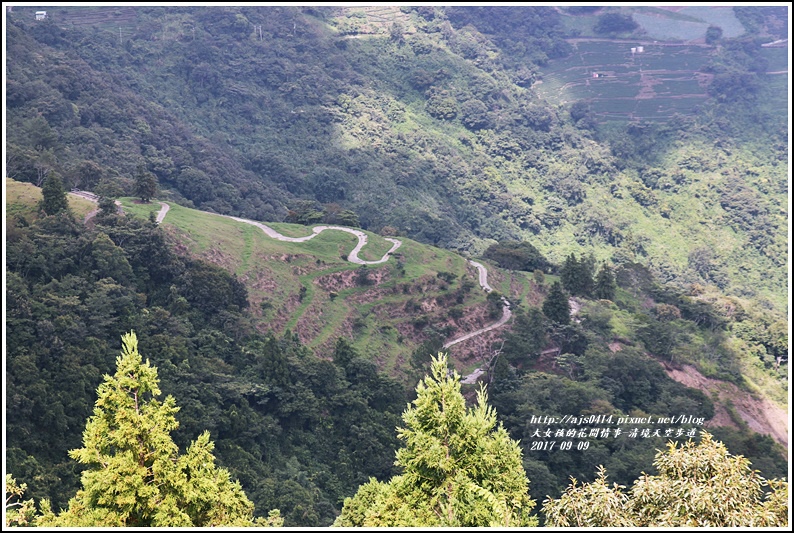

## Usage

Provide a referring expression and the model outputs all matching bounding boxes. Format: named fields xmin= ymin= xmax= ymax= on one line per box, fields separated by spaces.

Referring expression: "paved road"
xmin=468 ymin=260 xmax=493 ymax=292
xmin=447 ymin=259 xmax=514 ymax=384
xmin=155 ymin=202 xmax=170 ymax=223
xmin=223 ymin=217 xmax=402 ymax=265
xmin=75 ymin=194 xmax=509 ymax=381
xmin=444 ymin=260 xmax=512 ymax=350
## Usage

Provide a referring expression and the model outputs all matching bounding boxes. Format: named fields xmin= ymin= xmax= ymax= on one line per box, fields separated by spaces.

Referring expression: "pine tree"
xmin=579 ymin=253 xmax=596 ymax=297
xmin=542 ymin=432 xmax=788 ymax=527
xmin=39 ymin=173 xmax=70 ymax=216
xmin=561 ymin=253 xmax=596 ymax=297
xmin=594 ymin=263 xmax=617 ymax=300
xmin=560 ymin=253 xmax=579 ymax=295
xmin=335 ymin=354 xmax=537 ymax=527
xmin=542 ymin=281 xmax=570 ymax=325
xmin=36 ymin=331 xmax=282 ymax=527
xmin=502 ymin=307 xmax=546 ymax=365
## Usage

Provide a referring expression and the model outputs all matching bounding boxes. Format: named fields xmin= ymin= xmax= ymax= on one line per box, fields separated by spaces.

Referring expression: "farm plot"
xmin=636 ymin=46 xmax=710 ymax=71
xmin=759 ymin=46 xmax=789 ymax=73
xmin=652 ymin=79 xmax=706 ymax=96
xmin=536 ymin=40 xmax=713 ymax=122
xmin=49 ymin=6 xmax=138 ymax=32
xmin=761 ymin=75 xmax=789 ymax=113
xmin=632 ymin=7 xmax=743 ymax=42
xmin=333 ymin=5 xmax=414 ymax=35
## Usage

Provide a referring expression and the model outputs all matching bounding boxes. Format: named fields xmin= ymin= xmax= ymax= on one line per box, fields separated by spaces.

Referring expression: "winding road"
xmin=164 ymin=204 xmax=514 ymax=380
xmin=447 ymin=261 xmax=514 ymax=385
xmin=72 ymin=193 xmax=512 ymax=382
xmin=444 ymin=261 xmax=512 ymax=349
xmin=225 ymin=216 xmax=402 ymax=265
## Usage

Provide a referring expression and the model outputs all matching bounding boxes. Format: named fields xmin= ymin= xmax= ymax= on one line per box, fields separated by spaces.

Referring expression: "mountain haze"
xmin=4 ymin=5 xmax=789 ymax=527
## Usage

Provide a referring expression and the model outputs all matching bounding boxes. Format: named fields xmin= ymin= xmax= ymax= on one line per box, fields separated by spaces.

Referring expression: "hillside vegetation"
xmin=6 ymin=7 xmax=786 ymax=311
xmin=6 ymin=177 xmax=787 ymax=525
xmin=4 ymin=4 xmax=788 ymax=527
xmin=118 ymin=196 xmax=508 ymax=377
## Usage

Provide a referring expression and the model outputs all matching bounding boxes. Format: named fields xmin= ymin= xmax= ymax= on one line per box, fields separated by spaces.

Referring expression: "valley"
xmin=5 ymin=5 xmax=788 ymax=527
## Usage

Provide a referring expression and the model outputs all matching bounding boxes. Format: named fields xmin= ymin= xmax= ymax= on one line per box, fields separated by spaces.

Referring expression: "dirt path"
xmin=663 ymin=363 xmax=788 ymax=449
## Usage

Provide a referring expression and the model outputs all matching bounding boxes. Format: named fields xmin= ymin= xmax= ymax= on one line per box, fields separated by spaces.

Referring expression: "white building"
xmin=35 ymin=11 xmax=47 ymax=20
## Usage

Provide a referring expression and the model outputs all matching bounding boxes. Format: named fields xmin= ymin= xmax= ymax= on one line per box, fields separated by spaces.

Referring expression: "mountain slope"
xmin=118 ymin=196 xmax=532 ymax=379
xmin=5 ymin=6 xmax=787 ymax=321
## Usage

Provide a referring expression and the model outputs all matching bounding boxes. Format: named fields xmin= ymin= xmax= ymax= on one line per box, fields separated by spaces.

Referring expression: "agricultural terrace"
xmin=534 ymin=41 xmax=715 ymax=122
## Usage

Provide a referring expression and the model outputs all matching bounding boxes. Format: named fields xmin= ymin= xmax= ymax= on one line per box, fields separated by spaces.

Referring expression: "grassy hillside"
xmin=118 ymin=197 xmax=533 ymax=380
xmin=5 ymin=177 xmax=96 ymax=223
xmin=6 ymin=178 xmax=788 ymax=524
xmin=116 ymin=194 xmax=788 ymax=412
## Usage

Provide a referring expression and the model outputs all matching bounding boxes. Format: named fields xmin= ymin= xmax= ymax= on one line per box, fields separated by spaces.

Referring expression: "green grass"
xmin=632 ymin=14 xmax=709 ymax=42
xmin=114 ymin=197 xmax=523 ymax=377
xmin=759 ymin=47 xmax=789 ymax=72
xmin=677 ymin=6 xmax=745 ymax=38
xmin=629 ymin=6 xmax=706 ymax=23
xmin=559 ymin=12 xmax=600 ymax=38
xmin=6 ymin=178 xmax=44 ymax=221
xmin=628 ymin=7 xmax=744 ymax=41
xmin=118 ymin=198 xmax=162 ymax=218
xmin=266 ymin=222 xmax=316 ymax=238
xmin=5 ymin=177 xmax=96 ymax=222
xmin=537 ymin=40 xmax=713 ymax=122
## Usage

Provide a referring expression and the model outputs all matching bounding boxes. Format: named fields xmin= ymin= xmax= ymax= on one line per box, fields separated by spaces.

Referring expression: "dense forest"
xmin=4 ymin=5 xmax=789 ymax=527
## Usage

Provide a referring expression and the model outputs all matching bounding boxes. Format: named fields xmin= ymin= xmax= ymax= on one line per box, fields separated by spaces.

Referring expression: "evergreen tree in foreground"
xmin=334 ymin=353 xmax=537 ymax=527
xmin=36 ymin=331 xmax=282 ymax=527
xmin=5 ymin=475 xmax=38 ymax=527
xmin=542 ymin=432 xmax=788 ymax=527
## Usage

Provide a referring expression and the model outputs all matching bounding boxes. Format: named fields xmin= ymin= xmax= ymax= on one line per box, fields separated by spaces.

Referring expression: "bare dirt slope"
xmin=663 ymin=363 xmax=789 ymax=448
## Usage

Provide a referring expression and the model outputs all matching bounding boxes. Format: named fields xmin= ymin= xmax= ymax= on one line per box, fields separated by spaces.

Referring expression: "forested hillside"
xmin=6 ymin=6 xmax=786 ymax=307
xmin=4 ymin=5 xmax=789 ymax=527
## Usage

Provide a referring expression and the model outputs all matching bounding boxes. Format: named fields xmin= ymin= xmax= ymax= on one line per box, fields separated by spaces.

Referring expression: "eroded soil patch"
xmin=663 ymin=363 xmax=788 ymax=448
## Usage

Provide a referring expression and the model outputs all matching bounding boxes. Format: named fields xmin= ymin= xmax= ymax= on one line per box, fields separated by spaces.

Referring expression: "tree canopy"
xmin=542 ymin=432 xmax=788 ymax=527
xmin=542 ymin=281 xmax=570 ymax=325
xmin=39 ymin=173 xmax=70 ymax=216
xmin=334 ymin=353 xmax=537 ymax=527
xmin=134 ymin=166 xmax=158 ymax=203
xmin=35 ymin=331 xmax=282 ymax=527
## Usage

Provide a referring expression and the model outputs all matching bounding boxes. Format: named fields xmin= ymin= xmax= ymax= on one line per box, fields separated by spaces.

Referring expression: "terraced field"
xmin=115 ymin=197 xmax=543 ymax=379
xmin=535 ymin=40 xmax=714 ymax=122
xmin=37 ymin=5 xmax=138 ymax=33
xmin=331 ymin=5 xmax=415 ymax=36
